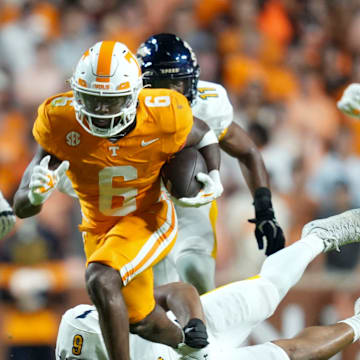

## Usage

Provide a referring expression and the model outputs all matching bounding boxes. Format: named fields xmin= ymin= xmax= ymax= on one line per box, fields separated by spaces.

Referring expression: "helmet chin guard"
xmin=136 ymin=33 xmax=200 ymax=105
xmin=71 ymin=41 xmax=143 ymax=138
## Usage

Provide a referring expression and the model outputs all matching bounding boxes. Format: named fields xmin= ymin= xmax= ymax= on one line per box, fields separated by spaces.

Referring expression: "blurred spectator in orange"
xmin=0 ymin=69 xmax=31 ymax=199
xmin=194 ymin=0 xmax=230 ymax=29
xmin=284 ymin=69 xmax=340 ymax=173
xmin=258 ymin=0 xmax=294 ymax=48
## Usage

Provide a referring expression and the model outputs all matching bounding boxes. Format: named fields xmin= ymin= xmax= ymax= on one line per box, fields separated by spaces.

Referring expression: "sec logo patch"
xmin=66 ymin=131 xmax=80 ymax=146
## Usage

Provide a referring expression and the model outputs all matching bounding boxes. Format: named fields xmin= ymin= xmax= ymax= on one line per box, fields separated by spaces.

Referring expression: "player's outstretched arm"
xmin=273 ymin=297 xmax=360 ymax=360
xmin=220 ymin=122 xmax=269 ymax=195
xmin=220 ymin=122 xmax=285 ymax=255
xmin=13 ymin=145 xmax=68 ymax=218
xmin=176 ymin=118 xmax=223 ymax=207
xmin=184 ymin=117 xmax=220 ymax=174
xmin=273 ymin=323 xmax=353 ymax=360
xmin=154 ymin=282 xmax=206 ymax=328
xmin=154 ymin=282 xmax=209 ymax=359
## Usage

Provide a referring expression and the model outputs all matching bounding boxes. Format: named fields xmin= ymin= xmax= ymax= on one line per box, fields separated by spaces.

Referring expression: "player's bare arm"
xmin=154 ymin=282 xmax=209 ymax=350
xmin=13 ymin=145 xmax=66 ymax=218
xmin=175 ymin=117 xmax=223 ymax=207
xmin=273 ymin=323 xmax=354 ymax=360
xmin=219 ymin=121 xmax=268 ymax=195
xmin=220 ymin=121 xmax=285 ymax=255
xmin=184 ymin=117 xmax=220 ymax=172
xmin=154 ymin=282 xmax=205 ymax=327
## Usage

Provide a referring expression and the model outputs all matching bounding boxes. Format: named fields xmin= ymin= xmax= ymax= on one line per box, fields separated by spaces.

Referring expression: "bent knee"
xmin=85 ymin=262 xmax=122 ymax=297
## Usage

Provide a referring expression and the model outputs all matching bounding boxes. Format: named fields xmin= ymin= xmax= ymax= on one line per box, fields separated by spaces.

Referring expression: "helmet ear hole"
xmin=136 ymin=33 xmax=200 ymax=104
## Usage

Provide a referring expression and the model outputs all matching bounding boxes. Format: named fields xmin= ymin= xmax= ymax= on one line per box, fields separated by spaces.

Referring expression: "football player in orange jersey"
xmin=13 ymin=41 xmax=223 ymax=360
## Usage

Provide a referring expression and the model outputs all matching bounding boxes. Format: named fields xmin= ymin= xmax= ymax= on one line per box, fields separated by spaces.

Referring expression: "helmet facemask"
xmin=72 ymin=88 xmax=140 ymax=138
xmin=143 ymin=73 xmax=199 ymax=104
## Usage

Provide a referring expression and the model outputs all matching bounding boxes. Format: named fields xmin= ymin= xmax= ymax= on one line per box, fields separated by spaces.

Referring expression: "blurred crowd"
xmin=2 ymin=0 xmax=360 ymax=358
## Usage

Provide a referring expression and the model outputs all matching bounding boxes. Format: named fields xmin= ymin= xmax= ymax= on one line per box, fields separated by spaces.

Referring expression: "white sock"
xmin=260 ymin=234 xmax=325 ymax=300
xmin=339 ymin=315 xmax=360 ymax=342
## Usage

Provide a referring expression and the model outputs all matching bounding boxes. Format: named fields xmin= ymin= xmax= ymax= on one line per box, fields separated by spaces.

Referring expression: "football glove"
xmin=28 ymin=155 xmax=69 ymax=206
xmin=183 ymin=318 xmax=209 ymax=348
xmin=57 ymin=174 xmax=78 ymax=198
xmin=248 ymin=187 xmax=285 ymax=256
xmin=176 ymin=318 xmax=209 ymax=360
xmin=337 ymin=83 xmax=360 ymax=118
xmin=175 ymin=170 xmax=223 ymax=208
xmin=0 ymin=191 xmax=16 ymax=239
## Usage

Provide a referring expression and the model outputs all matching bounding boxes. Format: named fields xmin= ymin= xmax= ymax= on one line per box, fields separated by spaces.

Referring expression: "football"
xmin=162 ymin=147 xmax=207 ymax=199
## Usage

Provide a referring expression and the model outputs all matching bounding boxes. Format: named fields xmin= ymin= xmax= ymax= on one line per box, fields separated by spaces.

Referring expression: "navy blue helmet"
xmin=136 ymin=33 xmax=200 ymax=104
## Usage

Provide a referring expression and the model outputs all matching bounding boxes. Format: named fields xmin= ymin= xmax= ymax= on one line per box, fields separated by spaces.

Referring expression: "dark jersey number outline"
xmin=72 ymin=334 xmax=84 ymax=356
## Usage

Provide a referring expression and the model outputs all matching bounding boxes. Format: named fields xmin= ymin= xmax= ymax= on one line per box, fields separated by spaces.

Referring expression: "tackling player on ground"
xmin=56 ymin=209 xmax=360 ymax=359
xmin=136 ymin=33 xmax=285 ymax=293
xmin=13 ymin=41 xmax=223 ymax=360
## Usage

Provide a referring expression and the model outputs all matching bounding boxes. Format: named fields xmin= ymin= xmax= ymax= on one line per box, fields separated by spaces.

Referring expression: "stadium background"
xmin=1 ymin=0 xmax=360 ymax=358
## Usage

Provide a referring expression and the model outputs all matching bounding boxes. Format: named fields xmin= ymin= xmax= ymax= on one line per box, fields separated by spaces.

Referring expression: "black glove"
xmin=183 ymin=318 xmax=209 ymax=349
xmin=248 ymin=187 xmax=285 ymax=256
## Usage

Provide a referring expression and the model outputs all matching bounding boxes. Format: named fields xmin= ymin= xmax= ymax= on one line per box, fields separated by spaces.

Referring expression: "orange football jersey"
xmin=33 ymin=88 xmax=193 ymax=233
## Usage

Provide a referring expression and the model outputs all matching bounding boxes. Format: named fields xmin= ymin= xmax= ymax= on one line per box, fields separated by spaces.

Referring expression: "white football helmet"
xmin=70 ymin=41 xmax=143 ymax=138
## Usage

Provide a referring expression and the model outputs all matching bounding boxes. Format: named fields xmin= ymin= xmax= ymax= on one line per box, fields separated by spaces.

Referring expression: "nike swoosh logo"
xmin=141 ymin=138 xmax=159 ymax=147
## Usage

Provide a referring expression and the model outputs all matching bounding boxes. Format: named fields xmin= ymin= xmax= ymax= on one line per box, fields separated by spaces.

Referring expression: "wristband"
xmin=253 ymin=187 xmax=272 ymax=212
xmin=195 ymin=130 xmax=218 ymax=150
xmin=339 ymin=316 xmax=360 ymax=343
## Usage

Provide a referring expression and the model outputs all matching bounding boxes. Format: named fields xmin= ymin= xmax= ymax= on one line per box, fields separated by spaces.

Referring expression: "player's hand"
xmin=177 ymin=319 xmax=209 ymax=360
xmin=183 ymin=318 xmax=209 ymax=348
xmin=176 ymin=170 xmax=223 ymax=207
xmin=0 ymin=191 xmax=16 ymax=239
xmin=337 ymin=83 xmax=360 ymax=118
xmin=248 ymin=187 xmax=285 ymax=256
xmin=28 ymin=155 xmax=69 ymax=206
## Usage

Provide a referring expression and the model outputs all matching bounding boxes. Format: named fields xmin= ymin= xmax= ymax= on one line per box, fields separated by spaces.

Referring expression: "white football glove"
xmin=337 ymin=83 xmax=360 ymax=118
xmin=57 ymin=174 xmax=78 ymax=199
xmin=175 ymin=170 xmax=223 ymax=208
xmin=28 ymin=155 xmax=70 ymax=206
xmin=0 ymin=191 xmax=16 ymax=239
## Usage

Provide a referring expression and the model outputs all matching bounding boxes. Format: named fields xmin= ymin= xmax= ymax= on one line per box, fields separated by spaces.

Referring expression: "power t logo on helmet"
xmin=136 ymin=34 xmax=200 ymax=105
xmin=71 ymin=41 xmax=143 ymax=138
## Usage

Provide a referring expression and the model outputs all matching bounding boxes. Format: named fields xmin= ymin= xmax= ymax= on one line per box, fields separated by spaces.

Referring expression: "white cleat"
xmin=301 ymin=209 xmax=360 ymax=252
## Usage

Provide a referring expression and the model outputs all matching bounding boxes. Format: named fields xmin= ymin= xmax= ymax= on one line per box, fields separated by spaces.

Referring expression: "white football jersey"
xmin=192 ymin=80 xmax=233 ymax=139
xmin=56 ymin=277 xmax=289 ymax=360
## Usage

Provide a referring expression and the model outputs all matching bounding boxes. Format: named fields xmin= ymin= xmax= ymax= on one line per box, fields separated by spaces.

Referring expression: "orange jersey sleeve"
xmin=33 ymin=91 xmax=76 ymax=160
